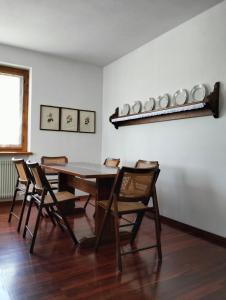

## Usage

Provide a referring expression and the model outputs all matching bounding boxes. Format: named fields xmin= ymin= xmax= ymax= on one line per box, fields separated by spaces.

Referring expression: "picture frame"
xmin=40 ymin=105 xmax=60 ymax=131
xmin=79 ymin=110 xmax=96 ymax=133
xmin=60 ymin=107 xmax=78 ymax=132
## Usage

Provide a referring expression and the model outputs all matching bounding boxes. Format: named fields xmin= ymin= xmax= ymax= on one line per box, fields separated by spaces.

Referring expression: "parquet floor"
xmin=0 ymin=200 xmax=225 ymax=300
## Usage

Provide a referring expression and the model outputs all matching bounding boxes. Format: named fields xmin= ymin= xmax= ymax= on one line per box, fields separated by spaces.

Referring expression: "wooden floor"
xmin=0 ymin=200 xmax=226 ymax=300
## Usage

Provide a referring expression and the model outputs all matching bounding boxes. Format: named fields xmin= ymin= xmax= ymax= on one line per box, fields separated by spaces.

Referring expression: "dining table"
xmin=41 ymin=162 xmax=128 ymax=248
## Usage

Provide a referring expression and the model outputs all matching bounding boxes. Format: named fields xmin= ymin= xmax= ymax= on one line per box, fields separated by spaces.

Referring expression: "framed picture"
xmin=60 ymin=107 xmax=78 ymax=132
xmin=40 ymin=105 xmax=60 ymax=131
xmin=79 ymin=110 xmax=96 ymax=133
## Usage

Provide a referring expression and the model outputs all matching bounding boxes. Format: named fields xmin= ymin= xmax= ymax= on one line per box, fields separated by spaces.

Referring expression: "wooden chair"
xmin=8 ymin=158 xmax=32 ymax=232
xmin=41 ymin=156 xmax=68 ymax=190
xmin=135 ymin=160 xmax=161 ymax=231
xmin=103 ymin=158 xmax=120 ymax=168
xmin=23 ymin=162 xmax=78 ymax=253
xmin=135 ymin=160 xmax=159 ymax=169
xmin=95 ymin=166 xmax=162 ymax=272
xmin=83 ymin=158 xmax=120 ymax=209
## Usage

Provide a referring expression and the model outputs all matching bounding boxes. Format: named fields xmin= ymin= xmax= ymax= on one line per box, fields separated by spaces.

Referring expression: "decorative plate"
xmin=132 ymin=101 xmax=142 ymax=114
xmin=159 ymin=94 xmax=169 ymax=109
xmin=121 ymin=104 xmax=130 ymax=116
xmin=190 ymin=84 xmax=207 ymax=102
xmin=144 ymin=98 xmax=155 ymax=112
xmin=173 ymin=89 xmax=188 ymax=105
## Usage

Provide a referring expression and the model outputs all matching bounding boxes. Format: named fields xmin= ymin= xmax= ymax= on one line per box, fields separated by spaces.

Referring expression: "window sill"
xmin=0 ymin=152 xmax=33 ymax=156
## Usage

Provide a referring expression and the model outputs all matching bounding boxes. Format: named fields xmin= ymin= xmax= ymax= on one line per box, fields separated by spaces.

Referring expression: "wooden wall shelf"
xmin=109 ymin=82 xmax=220 ymax=129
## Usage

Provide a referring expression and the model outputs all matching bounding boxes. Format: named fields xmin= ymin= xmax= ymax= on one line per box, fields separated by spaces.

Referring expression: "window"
xmin=0 ymin=65 xmax=29 ymax=153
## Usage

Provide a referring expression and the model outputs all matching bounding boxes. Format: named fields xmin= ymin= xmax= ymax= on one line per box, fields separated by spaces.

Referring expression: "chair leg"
xmin=17 ymin=197 xmax=27 ymax=232
xmin=83 ymin=194 xmax=91 ymax=209
xmin=8 ymin=184 xmax=18 ymax=223
xmin=23 ymin=198 xmax=33 ymax=238
xmin=95 ymin=209 xmax=110 ymax=251
xmin=50 ymin=206 xmax=65 ymax=232
xmin=56 ymin=205 xmax=78 ymax=245
xmin=54 ymin=216 xmax=65 ymax=232
xmin=153 ymin=187 xmax=161 ymax=231
xmin=30 ymin=207 xmax=43 ymax=253
xmin=130 ymin=211 xmax=145 ymax=244
xmin=114 ymin=213 xmax=122 ymax=272
xmin=45 ymin=206 xmax=56 ymax=226
xmin=17 ymin=184 xmax=29 ymax=232
xmin=33 ymin=201 xmax=45 ymax=218
xmin=153 ymin=210 xmax=162 ymax=261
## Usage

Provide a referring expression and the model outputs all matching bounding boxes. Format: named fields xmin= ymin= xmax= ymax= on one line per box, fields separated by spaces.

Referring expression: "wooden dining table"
xmin=41 ymin=162 xmax=121 ymax=248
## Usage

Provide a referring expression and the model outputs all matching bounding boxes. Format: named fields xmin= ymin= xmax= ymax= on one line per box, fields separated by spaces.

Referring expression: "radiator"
xmin=0 ymin=160 xmax=17 ymax=199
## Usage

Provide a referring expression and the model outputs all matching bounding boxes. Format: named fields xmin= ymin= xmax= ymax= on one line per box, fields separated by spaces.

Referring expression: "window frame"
xmin=0 ymin=65 xmax=29 ymax=153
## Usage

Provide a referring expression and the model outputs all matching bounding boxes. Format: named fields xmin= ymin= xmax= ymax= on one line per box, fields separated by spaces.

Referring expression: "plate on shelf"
xmin=144 ymin=98 xmax=155 ymax=112
xmin=121 ymin=104 xmax=130 ymax=116
xmin=173 ymin=89 xmax=188 ymax=105
xmin=132 ymin=101 xmax=142 ymax=114
xmin=190 ymin=84 xmax=207 ymax=102
xmin=158 ymin=94 xmax=169 ymax=109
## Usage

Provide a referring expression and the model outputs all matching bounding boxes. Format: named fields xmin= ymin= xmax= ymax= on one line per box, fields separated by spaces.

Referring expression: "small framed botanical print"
xmin=79 ymin=110 xmax=96 ymax=133
xmin=40 ymin=105 xmax=60 ymax=131
xmin=60 ymin=107 xmax=78 ymax=132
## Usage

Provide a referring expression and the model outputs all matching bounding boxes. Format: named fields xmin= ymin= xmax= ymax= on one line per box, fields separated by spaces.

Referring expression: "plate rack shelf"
xmin=109 ymin=82 xmax=220 ymax=129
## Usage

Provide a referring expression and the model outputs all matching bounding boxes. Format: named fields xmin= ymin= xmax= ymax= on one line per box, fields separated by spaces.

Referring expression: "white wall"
xmin=0 ymin=44 xmax=102 ymax=163
xmin=102 ymin=1 xmax=226 ymax=237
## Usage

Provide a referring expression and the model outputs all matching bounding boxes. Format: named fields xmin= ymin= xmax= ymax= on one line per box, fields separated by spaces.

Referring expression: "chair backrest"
xmin=112 ymin=166 xmax=160 ymax=204
xmin=135 ymin=160 xmax=159 ymax=169
xmin=41 ymin=156 xmax=68 ymax=174
xmin=104 ymin=158 xmax=120 ymax=168
xmin=12 ymin=158 xmax=31 ymax=184
xmin=27 ymin=162 xmax=51 ymax=192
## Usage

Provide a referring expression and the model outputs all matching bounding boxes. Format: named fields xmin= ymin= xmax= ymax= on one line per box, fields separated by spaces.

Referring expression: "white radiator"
xmin=0 ymin=160 xmax=17 ymax=199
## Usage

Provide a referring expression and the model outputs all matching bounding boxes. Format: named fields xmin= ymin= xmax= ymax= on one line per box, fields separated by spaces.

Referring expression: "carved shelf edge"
xmin=109 ymin=82 xmax=220 ymax=129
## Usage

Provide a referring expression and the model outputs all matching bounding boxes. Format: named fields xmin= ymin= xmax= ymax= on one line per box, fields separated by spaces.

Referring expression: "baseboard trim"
xmin=147 ymin=211 xmax=226 ymax=248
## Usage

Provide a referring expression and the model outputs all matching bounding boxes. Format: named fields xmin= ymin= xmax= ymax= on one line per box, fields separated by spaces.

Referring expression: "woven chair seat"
xmin=97 ymin=200 xmax=149 ymax=214
xmin=44 ymin=191 xmax=75 ymax=204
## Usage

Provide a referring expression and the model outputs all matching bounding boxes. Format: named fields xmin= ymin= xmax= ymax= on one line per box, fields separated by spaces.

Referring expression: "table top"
xmin=41 ymin=162 xmax=118 ymax=179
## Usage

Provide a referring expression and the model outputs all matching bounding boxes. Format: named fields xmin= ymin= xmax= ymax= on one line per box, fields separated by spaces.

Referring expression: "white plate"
xmin=173 ymin=89 xmax=188 ymax=105
xmin=159 ymin=94 xmax=169 ymax=109
xmin=144 ymin=98 xmax=155 ymax=111
xmin=132 ymin=101 xmax=142 ymax=114
xmin=190 ymin=84 xmax=207 ymax=102
xmin=121 ymin=104 xmax=130 ymax=116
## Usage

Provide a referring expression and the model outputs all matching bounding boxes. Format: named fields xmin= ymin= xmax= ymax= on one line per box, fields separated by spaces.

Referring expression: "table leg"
xmin=58 ymin=173 xmax=85 ymax=215
xmin=95 ymin=177 xmax=115 ymax=235
xmin=57 ymin=173 xmax=130 ymax=248
xmin=79 ymin=177 xmax=114 ymax=248
xmin=79 ymin=177 xmax=131 ymax=248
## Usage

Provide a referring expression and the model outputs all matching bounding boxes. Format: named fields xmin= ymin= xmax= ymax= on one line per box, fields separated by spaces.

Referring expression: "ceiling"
xmin=0 ymin=0 xmax=223 ymax=66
